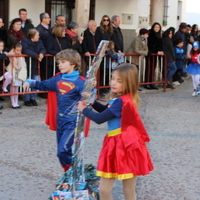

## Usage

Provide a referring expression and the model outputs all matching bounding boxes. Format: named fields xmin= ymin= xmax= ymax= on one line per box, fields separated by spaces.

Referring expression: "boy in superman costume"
xmin=23 ymin=49 xmax=85 ymax=172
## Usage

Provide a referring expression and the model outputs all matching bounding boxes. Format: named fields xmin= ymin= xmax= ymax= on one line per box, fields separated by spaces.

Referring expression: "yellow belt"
xmin=107 ymin=128 xmax=121 ymax=137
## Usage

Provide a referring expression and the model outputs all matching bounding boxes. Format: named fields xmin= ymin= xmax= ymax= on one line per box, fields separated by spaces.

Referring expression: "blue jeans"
xmin=167 ymin=62 xmax=177 ymax=80
xmin=24 ymin=75 xmax=40 ymax=101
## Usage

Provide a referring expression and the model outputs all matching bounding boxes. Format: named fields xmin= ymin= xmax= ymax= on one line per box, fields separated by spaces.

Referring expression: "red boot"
xmin=62 ymin=164 xmax=72 ymax=172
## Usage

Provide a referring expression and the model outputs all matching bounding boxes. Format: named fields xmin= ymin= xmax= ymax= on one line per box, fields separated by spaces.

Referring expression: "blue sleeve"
xmin=92 ymin=101 xmax=108 ymax=112
xmin=83 ymin=107 xmax=116 ymax=124
xmin=28 ymin=76 xmax=58 ymax=91
xmin=82 ymin=98 xmax=122 ymax=124
xmin=107 ymin=51 xmax=118 ymax=61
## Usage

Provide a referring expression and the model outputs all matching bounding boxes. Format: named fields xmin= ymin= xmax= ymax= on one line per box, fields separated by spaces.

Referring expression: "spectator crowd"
xmin=0 ymin=8 xmax=199 ymax=110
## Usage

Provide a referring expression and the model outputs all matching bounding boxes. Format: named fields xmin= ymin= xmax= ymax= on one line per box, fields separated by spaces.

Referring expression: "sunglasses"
xmin=103 ymin=19 xmax=110 ymax=21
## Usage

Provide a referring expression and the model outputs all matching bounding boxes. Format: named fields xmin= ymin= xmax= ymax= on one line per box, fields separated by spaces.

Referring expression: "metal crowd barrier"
xmin=0 ymin=53 xmax=167 ymax=99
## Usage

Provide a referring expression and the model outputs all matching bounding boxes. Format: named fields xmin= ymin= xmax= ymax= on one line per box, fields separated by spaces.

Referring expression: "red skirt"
xmin=96 ymin=132 xmax=154 ymax=180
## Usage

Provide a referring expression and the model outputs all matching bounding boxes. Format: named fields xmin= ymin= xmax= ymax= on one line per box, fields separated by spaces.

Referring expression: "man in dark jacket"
xmin=19 ymin=8 xmax=34 ymax=36
xmin=36 ymin=12 xmax=51 ymax=49
xmin=36 ymin=13 xmax=51 ymax=82
xmin=111 ymin=15 xmax=124 ymax=53
xmin=82 ymin=20 xmax=97 ymax=56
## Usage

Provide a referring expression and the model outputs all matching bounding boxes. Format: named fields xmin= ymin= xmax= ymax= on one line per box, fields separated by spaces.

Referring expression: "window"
xmin=45 ymin=0 xmax=74 ymax=26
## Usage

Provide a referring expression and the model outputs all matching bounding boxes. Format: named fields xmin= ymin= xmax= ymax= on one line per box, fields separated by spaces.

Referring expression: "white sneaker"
xmin=192 ymin=91 xmax=197 ymax=96
xmin=172 ymin=81 xmax=180 ymax=86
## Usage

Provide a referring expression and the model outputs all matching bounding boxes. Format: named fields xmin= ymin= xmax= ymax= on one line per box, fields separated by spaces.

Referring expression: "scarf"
xmin=65 ymin=29 xmax=78 ymax=39
xmin=9 ymin=28 xmax=24 ymax=42
xmin=62 ymin=70 xmax=79 ymax=79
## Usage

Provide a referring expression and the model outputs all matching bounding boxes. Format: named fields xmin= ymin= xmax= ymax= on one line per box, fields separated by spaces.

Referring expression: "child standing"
xmin=102 ymin=40 xmax=124 ymax=94
xmin=6 ymin=43 xmax=27 ymax=108
xmin=106 ymin=40 xmax=124 ymax=70
xmin=185 ymin=41 xmax=200 ymax=96
xmin=173 ymin=38 xmax=185 ymax=85
xmin=77 ymin=63 xmax=153 ymax=200
xmin=23 ymin=49 xmax=85 ymax=172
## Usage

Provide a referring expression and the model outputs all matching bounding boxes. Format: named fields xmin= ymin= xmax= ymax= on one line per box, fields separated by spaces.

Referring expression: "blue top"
xmin=28 ymin=71 xmax=85 ymax=118
xmin=83 ymin=98 xmax=122 ymax=131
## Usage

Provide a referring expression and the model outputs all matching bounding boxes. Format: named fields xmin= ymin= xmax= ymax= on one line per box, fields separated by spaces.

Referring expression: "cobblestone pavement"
xmin=0 ymin=77 xmax=200 ymax=200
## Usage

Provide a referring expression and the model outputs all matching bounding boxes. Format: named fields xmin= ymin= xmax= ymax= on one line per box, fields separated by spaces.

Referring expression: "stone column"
xmin=74 ymin=0 xmax=90 ymax=34
xmin=150 ymin=0 xmax=164 ymax=25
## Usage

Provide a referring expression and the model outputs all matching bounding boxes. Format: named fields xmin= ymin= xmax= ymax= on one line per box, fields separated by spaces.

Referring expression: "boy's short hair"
xmin=139 ymin=28 xmax=149 ymax=35
xmin=175 ymin=38 xmax=183 ymax=46
xmin=55 ymin=49 xmax=81 ymax=71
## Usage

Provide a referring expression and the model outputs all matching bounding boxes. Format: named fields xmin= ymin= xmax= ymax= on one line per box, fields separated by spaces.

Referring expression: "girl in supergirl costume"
xmin=185 ymin=41 xmax=200 ymax=96
xmin=77 ymin=63 xmax=153 ymax=200
xmin=23 ymin=49 xmax=85 ymax=172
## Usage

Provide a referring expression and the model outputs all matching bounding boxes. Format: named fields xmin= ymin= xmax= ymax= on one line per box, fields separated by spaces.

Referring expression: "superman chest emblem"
xmin=57 ymin=81 xmax=75 ymax=95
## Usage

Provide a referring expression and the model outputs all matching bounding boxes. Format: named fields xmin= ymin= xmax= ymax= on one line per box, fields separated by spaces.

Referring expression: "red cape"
xmin=120 ymin=94 xmax=150 ymax=150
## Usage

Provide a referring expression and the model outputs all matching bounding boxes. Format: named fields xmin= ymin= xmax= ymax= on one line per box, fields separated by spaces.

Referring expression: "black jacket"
xmin=66 ymin=34 xmax=82 ymax=55
xmin=0 ymin=52 xmax=10 ymax=76
xmin=21 ymin=37 xmax=46 ymax=76
xmin=0 ymin=28 xmax=8 ymax=50
xmin=82 ymin=28 xmax=96 ymax=54
xmin=162 ymin=37 xmax=175 ymax=62
xmin=46 ymin=35 xmax=71 ymax=55
xmin=111 ymin=26 xmax=124 ymax=52
xmin=95 ymin=26 xmax=112 ymax=47
xmin=22 ymin=19 xmax=34 ymax=36
xmin=148 ymin=30 xmax=163 ymax=53
xmin=36 ymin=24 xmax=51 ymax=48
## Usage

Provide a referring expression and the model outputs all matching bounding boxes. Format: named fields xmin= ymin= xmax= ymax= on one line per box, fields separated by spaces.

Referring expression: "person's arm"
xmin=83 ymin=107 xmax=116 ymax=124
xmin=23 ymin=75 xmax=58 ymax=92
xmin=92 ymin=101 xmax=108 ymax=112
xmin=107 ymin=51 xmax=118 ymax=61
xmin=78 ymin=98 xmax=122 ymax=124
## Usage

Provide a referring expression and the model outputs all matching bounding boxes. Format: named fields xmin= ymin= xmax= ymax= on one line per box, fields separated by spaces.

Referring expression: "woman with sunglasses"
xmin=95 ymin=15 xmax=113 ymax=46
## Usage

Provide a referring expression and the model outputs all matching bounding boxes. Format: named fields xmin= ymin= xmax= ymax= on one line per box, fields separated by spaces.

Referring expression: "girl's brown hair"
xmin=55 ymin=49 xmax=81 ymax=71
xmin=111 ymin=63 xmax=140 ymax=107
xmin=107 ymin=40 xmax=115 ymax=53
xmin=100 ymin=15 xmax=113 ymax=34
xmin=52 ymin=24 xmax=66 ymax=37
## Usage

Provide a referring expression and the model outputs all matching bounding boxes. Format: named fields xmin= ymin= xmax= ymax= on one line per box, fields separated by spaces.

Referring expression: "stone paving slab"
xmin=1 ymin=77 xmax=200 ymax=200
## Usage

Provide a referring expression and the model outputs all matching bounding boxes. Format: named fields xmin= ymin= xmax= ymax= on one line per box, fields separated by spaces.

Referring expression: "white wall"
xmin=9 ymin=0 xmax=45 ymax=27
xmin=95 ymin=0 xmax=150 ymax=32
xmin=95 ymin=0 xmax=187 ymax=33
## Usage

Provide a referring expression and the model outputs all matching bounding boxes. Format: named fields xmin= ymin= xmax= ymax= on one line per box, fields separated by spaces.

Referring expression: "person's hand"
xmin=38 ymin=53 xmax=44 ymax=62
xmin=85 ymin=52 xmax=91 ymax=57
xmin=77 ymin=101 xmax=86 ymax=112
xmin=23 ymin=82 xmax=30 ymax=92
xmin=157 ymin=51 xmax=164 ymax=56
xmin=118 ymin=51 xmax=124 ymax=56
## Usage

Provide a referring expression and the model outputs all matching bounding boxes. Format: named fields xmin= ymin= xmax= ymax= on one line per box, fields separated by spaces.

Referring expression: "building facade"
xmin=1 ymin=0 xmax=187 ymax=50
